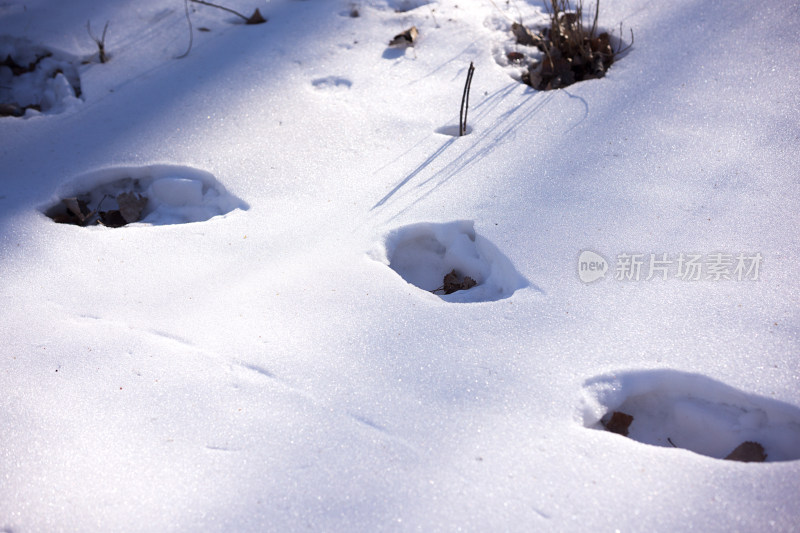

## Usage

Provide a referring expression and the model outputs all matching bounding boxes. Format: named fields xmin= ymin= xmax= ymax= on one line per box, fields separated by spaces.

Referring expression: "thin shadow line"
xmin=561 ymin=89 xmax=589 ymax=132
xmin=370 ymin=83 xmax=521 ymax=212
xmin=371 ymin=136 xmax=456 ymax=210
xmin=390 ymin=89 xmax=557 ymax=220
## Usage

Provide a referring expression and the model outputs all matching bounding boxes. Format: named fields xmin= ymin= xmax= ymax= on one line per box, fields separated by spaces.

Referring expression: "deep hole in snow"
xmin=381 ymin=221 xmax=528 ymax=303
xmin=0 ymin=36 xmax=82 ymax=118
xmin=582 ymin=370 xmax=800 ymax=463
xmin=42 ymin=165 xmax=248 ymax=227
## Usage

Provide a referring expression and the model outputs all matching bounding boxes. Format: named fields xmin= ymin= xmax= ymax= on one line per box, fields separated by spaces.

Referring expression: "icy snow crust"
xmin=1 ymin=0 xmax=799 ymax=531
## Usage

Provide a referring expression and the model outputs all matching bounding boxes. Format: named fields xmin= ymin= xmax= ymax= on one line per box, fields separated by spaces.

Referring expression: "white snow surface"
xmin=1 ymin=0 xmax=799 ymax=531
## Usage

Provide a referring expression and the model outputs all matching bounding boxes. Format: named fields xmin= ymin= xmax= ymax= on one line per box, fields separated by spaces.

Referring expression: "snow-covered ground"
xmin=1 ymin=0 xmax=799 ymax=530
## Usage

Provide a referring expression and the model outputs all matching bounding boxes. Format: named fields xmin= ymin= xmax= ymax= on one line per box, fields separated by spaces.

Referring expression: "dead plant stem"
xmin=459 ymin=62 xmax=475 ymax=137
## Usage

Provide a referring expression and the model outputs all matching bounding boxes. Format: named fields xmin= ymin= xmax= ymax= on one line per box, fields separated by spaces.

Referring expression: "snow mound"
xmin=0 ymin=36 xmax=82 ymax=117
xmin=41 ymin=165 xmax=248 ymax=226
xmin=379 ymin=220 xmax=528 ymax=303
xmin=581 ymin=370 xmax=800 ymax=462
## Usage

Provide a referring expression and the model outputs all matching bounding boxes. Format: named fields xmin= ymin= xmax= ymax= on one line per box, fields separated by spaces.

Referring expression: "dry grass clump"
xmin=515 ymin=0 xmax=632 ymax=90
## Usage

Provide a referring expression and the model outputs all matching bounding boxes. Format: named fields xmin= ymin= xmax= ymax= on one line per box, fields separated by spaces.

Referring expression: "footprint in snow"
xmin=41 ymin=164 xmax=248 ymax=227
xmin=388 ymin=0 xmax=434 ymax=12
xmin=581 ymin=369 xmax=800 ymax=463
xmin=0 ymin=36 xmax=82 ymax=118
xmin=374 ymin=220 xmax=529 ymax=303
xmin=311 ymin=76 xmax=352 ymax=92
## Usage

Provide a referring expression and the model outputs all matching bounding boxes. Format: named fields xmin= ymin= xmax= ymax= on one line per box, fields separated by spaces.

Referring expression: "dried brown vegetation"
xmin=514 ymin=0 xmax=632 ymax=90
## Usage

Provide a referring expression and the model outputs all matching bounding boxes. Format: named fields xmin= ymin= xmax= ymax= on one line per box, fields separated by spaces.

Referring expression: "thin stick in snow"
xmin=87 ymin=20 xmax=110 ymax=63
xmin=459 ymin=62 xmax=475 ymax=137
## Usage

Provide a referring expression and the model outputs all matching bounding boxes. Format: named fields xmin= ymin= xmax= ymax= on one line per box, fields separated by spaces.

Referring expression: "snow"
xmin=1 ymin=0 xmax=799 ymax=531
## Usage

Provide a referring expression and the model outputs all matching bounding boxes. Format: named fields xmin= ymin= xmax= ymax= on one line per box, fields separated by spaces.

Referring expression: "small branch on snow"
xmin=459 ymin=62 xmax=475 ymax=137
xmin=87 ymin=20 xmax=110 ymax=63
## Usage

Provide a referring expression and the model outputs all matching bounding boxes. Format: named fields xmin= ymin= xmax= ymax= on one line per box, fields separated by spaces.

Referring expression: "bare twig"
xmin=428 ymin=6 xmax=439 ymax=28
xmin=616 ymin=24 xmax=634 ymax=55
xmin=459 ymin=62 xmax=475 ymax=136
xmin=87 ymin=20 xmax=110 ymax=63
xmin=590 ymin=0 xmax=600 ymax=37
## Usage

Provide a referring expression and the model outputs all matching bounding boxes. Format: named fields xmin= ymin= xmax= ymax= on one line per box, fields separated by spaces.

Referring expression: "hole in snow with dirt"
xmin=378 ymin=220 xmax=528 ymax=303
xmin=41 ymin=165 xmax=248 ymax=227
xmin=0 ymin=36 xmax=82 ymax=118
xmin=581 ymin=370 xmax=800 ymax=463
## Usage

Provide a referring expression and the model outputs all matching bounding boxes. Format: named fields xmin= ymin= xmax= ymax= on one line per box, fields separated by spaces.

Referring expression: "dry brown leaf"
xmin=511 ymin=23 xmax=540 ymax=47
xmin=432 ymin=269 xmax=477 ymax=295
xmin=98 ymin=210 xmax=127 ymax=228
xmin=603 ymin=411 xmax=633 ymax=436
xmin=507 ymin=51 xmax=525 ymax=64
xmin=64 ymin=197 xmax=92 ymax=221
xmin=0 ymin=103 xmax=24 ymax=117
xmin=47 ymin=195 xmax=101 ymax=225
xmin=389 ymin=26 xmax=418 ymax=47
xmin=724 ymin=441 xmax=767 ymax=463
xmin=245 ymin=8 xmax=267 ymax=24
xmin=116 ymin=192 xmax=147 ymax=224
